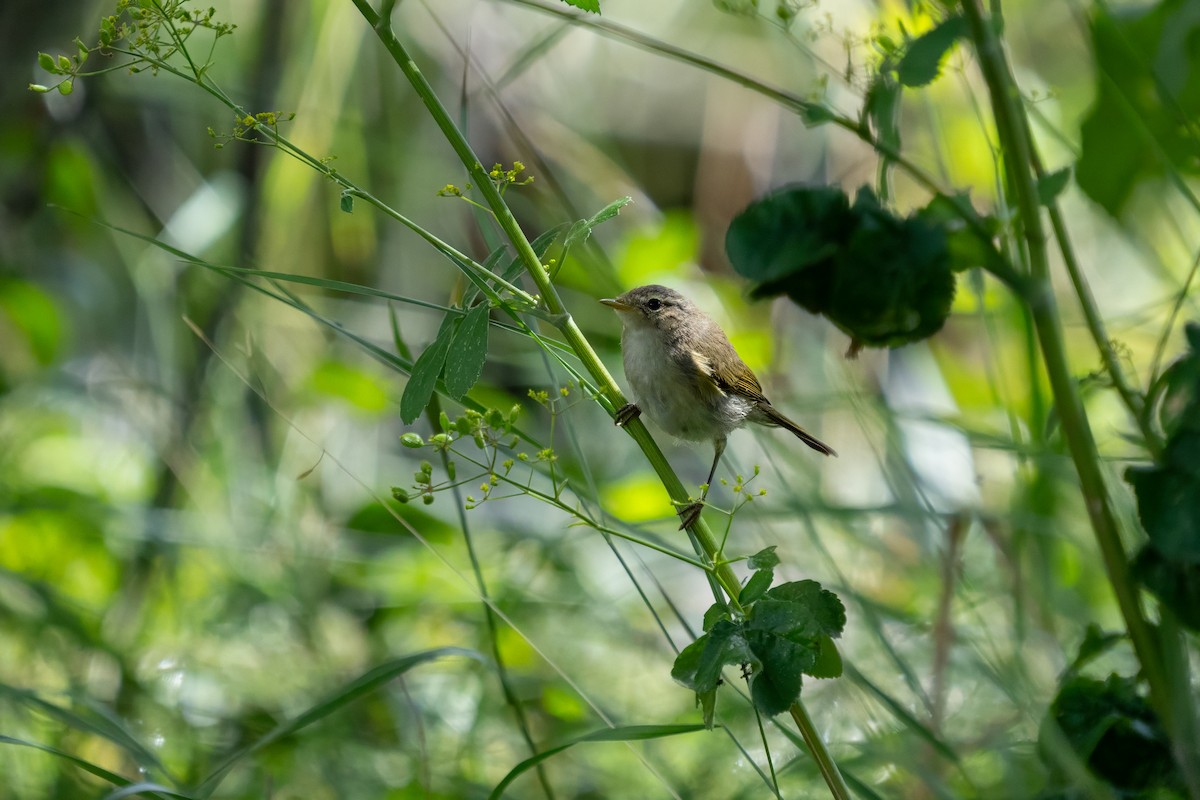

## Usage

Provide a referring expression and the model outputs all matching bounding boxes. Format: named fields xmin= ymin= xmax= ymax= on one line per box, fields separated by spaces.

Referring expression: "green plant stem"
xmin=350 ymin=2 xmax=849 ymax=797
xmin=789 ymin=701 xmax=851 ymax=800
xmin=959 ymin=1 xmax=1198 ymax=795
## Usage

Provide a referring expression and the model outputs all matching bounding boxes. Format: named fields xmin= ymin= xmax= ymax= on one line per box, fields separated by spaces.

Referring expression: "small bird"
xmin=601 ymin=284 xmax=835 ymax=529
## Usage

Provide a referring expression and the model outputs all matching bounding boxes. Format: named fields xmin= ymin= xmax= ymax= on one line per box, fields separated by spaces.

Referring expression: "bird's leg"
xmin=614 ymin=403 xmax=641 ymax=427
xmin=678 ymin=437 xmax=726 ymax=530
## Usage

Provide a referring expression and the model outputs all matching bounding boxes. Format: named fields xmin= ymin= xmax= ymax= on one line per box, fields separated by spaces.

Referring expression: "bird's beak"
xmin=600 ymin=298 xmax=634 ymax=312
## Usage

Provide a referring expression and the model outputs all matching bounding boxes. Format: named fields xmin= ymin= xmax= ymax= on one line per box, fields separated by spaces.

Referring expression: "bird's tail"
xmin=759 ymin=403 xmax=837 ymax=457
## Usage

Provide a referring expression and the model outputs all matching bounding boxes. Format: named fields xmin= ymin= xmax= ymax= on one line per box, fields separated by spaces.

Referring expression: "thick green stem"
xmin=349 ymin=1 xmax=848 ymax=795
xmin=959 ymin=1 xmax=1197 ymax=795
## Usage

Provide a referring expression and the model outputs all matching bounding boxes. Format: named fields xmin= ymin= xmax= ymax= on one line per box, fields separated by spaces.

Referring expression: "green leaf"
xmin=1043 ymin=673 xmax=1181 ymax=793
xmin=1076 ymin=0 xmax=1200 ymax=217
xmin=557 ymin=0 xmax=601 ymax=13
xmin=399 ymin=315 xmax=457 ymax=423
xmin=728 ymin=185 xmax=955 ymax=350
xmin=701 ymin=602 xmax=730 ymax=631
xmin=809 ymin=634 xmax=843 ymax=679
xmin=339 ymin=192 xmax=354 ymax=213
xmin=1036 ymin=167 xmax=1072 ymax=206
xmin=1126 ymin=445 xmax=1200 ymax=563
xmin=747 ymin=546 xmax=780 ymax=570
xmin=739 ymin=569 xmax=774 ymax=605
xmin=565 ymin=196 xmax=631 ymax=250
xmin=488 ymin=724 xmax=707 ymax=799
xmin=0 ymin=735 xmax=157 ymax=793
xmin=896 ymin=15 xmax=969 ymax=87
xmin=671 ymin=620 xmax=758 ymax=695
xmin=745 ymin=629 xmax=813 ymax=715
xmin=443 ymin=303 xmax=490 ymax=399
xmin=761 ymin=579 xmax=847 ymax=638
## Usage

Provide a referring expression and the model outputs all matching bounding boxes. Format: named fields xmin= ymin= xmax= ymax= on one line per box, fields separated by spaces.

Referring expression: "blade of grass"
xmin=487 ymin=724 xmax=708 ymax=800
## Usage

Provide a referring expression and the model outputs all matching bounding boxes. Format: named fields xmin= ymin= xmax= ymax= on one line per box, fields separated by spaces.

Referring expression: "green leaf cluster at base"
xmin=671 ymin=578 xmax=845 ymax=723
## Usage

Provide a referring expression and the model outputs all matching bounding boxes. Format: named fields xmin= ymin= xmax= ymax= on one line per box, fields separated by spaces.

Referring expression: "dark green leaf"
xmin=809 ymin=634 xmax=843 ymax=679
xmin=488 ymin=724 xmax=707 ymax=799
xmin=896 ymin=15 xmax=968 ymax=87
xmin=747 ymin=546 xmax=780 ymax=570
xmin=1076 ymin=1 xmax=1200 ymax=217
xmin=745 ymin=629 xmax=813 ymax=715
xmin=1126 ymin=435 xmax=1200 ymax=563
xmin=399 ymin=315 xmax=457 ymax=423
xmin=0 ymin=735 xmax=151 ymax=793
xmin=739 ymin=569 xmax=773 ymax=604
xmin=760 ymin=580 xmax=847 ymax=638
xmin=339 ymin=192 xmax=354 ymax=213
xmin=443 ymin=304 xmax=490 ymax=399
xmin=1043 ymin=673 xmax=1181 ymax=793
xmin=1132 ymin=545 xmax=1200 ymax=631
xmin=1036 ymin=168 xmax=1072 ymax=206
xmin=728 ymin=185 xmax=955 ymax=350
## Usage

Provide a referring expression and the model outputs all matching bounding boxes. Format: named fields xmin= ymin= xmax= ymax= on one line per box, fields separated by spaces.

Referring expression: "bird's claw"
xmin=677 ymin=501 xmax=703 ymax=530
xmin=614 ymin=403 xmax=641 ymax=427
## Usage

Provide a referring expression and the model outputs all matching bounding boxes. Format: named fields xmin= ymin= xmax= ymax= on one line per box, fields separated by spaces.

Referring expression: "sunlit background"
xmin=2 ymin=0 xmax=1197 ymax=797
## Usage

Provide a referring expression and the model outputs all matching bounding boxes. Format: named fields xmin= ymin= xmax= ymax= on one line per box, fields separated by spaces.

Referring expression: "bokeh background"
xmin=1 ymin=0 xmax=1196 ymax=797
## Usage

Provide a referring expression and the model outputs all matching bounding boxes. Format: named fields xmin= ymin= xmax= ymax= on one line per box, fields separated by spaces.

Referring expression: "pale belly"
xmin=622 ymin=327 xmax=752 ymax=442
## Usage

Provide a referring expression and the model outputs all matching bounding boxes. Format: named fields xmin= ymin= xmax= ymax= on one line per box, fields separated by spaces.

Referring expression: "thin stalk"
xmin=349 ymin=1 xmax=849 ymax=796
xmin=959 ymin=1 xmax=1198 ymax=795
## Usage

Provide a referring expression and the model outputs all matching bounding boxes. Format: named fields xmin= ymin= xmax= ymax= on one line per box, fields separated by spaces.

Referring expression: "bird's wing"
xmin=689 ymin=345 xmax=768 ymax=403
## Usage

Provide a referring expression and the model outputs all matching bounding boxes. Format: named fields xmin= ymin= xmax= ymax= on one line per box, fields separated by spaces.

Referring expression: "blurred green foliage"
xmin=1 ymin=0 xmax=1197 ymax=798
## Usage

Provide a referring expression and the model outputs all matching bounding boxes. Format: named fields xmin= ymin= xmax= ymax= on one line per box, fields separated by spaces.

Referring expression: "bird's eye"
xmin=646 ymin=298 xmax=663 ymax=311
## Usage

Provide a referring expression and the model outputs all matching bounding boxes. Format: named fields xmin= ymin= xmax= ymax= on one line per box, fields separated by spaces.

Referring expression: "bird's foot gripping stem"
xmin=614 ymin=403 xmax=641 ymax=427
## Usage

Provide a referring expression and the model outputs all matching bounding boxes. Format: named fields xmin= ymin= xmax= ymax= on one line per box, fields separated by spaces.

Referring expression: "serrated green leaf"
xmin=443 ymin=303 xmax=490 ymax=399
xmin=488 ymin=724 xmax=706 ymax=800
xmin=1036 ymin=167 xmax=1072 ymax=206
xmin=739 ymin=569 xmax=773 ymax=604
xmin=760 ymin=580 xmax=847 ymax=638
xmin=896 ymin=15 xmax=968 ymax=87
xmin=747 ymin=546 xmax=780 ymax=570
xmin=399 ymin=315 xmax=456 ymax=423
